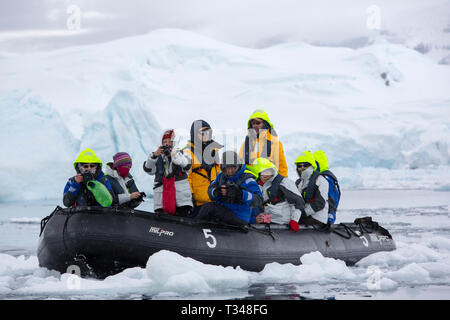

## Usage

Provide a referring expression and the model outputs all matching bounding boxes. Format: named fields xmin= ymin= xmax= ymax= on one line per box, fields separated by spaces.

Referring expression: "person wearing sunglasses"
xmin=143 ymin=129 xmax=193 ymax=217
xmin=183 ymin=120 xmax=223 ymax=216
xmin=63 ymin=148 xmax=114 ymax=208
xmin=239 ymin=109 xmax=288 ymax=178
xmin=294 ymin=151 xmax=329 ymax=227
xmin=105 ymin=152 xmax=144 ymax=209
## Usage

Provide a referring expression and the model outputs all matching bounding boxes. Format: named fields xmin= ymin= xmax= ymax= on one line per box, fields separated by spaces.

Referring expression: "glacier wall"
xmin=0 ymin=29 xmax=449 ymax=202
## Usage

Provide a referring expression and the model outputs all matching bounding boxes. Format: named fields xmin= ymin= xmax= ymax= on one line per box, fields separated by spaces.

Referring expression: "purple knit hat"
xmin=113 ymin=152 xmax=132 ymax=169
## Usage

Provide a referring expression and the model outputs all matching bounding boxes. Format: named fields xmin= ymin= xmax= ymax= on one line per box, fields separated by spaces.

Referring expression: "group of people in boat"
xmin=63 ymin=109 xmax=340 ymax=231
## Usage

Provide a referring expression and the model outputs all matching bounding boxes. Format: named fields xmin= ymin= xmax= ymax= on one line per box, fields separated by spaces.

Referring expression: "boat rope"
xmin=249 ymin=224 xmax=279 ymax=241
xmin=331 ymin=216 xmax=391 ymax=240
xmin=62 ymin=209 xmax=74 ymax=255
xmin=331 ymin=223 xmax=357 ymax=239
xmin=153 ymin=210 xmax=251 ymax=233
xmin=39 ymin=206 xmax=61 ymax=236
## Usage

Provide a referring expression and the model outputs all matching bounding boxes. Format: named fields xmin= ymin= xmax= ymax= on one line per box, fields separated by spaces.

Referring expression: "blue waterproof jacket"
xmin=208 ymin=164 xmax=262 ymax=223
xmin=63 ymin=171 xmax=114 ymax=207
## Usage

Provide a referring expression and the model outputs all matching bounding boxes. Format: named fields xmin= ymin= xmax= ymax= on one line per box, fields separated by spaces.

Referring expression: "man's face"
xmin=79 ymin=163 xmax=97 ymax=174
xmin=251 ymin=118 xmax=264 ymax=133
xmin=225 ymin=166 xmax=238 ymax=177
xmin=197 ymin=127 xmax=212 ymax=143
xmin=296 ymin=162 xmax=311 ymax=175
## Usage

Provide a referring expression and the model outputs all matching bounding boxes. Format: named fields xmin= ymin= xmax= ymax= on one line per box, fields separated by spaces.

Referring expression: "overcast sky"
xmin=1 ymin=0 xmax=449 ymax=53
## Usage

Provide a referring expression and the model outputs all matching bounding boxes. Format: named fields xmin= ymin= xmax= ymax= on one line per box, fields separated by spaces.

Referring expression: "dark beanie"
xmin=190 ymin=119 xmax=211 ymax=142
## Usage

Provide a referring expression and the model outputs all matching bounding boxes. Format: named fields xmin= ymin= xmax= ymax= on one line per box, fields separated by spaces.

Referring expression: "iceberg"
xmin=0 ymin=29 xmax=449 ymax=201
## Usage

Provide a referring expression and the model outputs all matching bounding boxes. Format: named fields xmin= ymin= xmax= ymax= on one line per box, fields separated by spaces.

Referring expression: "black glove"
xmin=226 ymin=184 xmax=243 ymax=203
xmin=212 ymin=186 xmax=221 ymax=199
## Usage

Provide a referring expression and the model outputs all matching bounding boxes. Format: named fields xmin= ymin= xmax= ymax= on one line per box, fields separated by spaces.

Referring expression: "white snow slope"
xmin=0 ymin=29 xmax=449 ymax=202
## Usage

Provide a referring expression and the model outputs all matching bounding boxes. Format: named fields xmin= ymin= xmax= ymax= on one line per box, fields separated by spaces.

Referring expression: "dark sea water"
xmin=1 ymin=190 xmax=449 ymax=300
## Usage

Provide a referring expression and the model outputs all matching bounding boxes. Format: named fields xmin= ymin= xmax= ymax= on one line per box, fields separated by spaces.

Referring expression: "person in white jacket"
xmin=294 ymin=151 xmax=329 ymax=226
xmin=143 ymin=129 xmax=193 ymax=216
xmin=251 ymin=158 xmax=305 ymax=232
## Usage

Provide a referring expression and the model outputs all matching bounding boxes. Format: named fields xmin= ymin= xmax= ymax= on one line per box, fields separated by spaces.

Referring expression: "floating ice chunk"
xmin=385 ymin=263 xmax=431 ymax=284
xmin=424 ymin=236 xmax=450 ymax=251
xmin=10 ymin=217 xmax=41 ymax=224
xmin=0 ymin=254 xmax=39 ymax=276
xmin=365 ymin=277 xmax=399 ymax=291
xmin=0 ymin=276 xmax=13 ymax=295
xmin=419 ymin=258 xmax=450 ymax=279
xmin=257 ymin=251 xmax=356 ymax=284
xmin=145 ymin=250 xmax=249 ymax=293
xmin=163 ymin=271 xmax=212 ymax=293
xmin=356 ymin=243 xmax=441 ymax=268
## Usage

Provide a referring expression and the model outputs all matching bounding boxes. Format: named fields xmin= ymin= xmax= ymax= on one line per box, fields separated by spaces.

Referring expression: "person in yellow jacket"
xmin=239 ymin=109 xmax=288 ymax=177
xmin=184 ymin=120 xmax=223 ymax=216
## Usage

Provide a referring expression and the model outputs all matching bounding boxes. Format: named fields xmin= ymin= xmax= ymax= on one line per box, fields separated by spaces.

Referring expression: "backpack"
xmin=319 ymin=170 xmax=340 ymax=224
xmin=297 ymin=169 xmax=341 ymax=224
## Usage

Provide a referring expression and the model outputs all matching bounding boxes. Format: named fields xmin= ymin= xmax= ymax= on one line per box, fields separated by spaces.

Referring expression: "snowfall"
xmin=0 ymin=28 xmax=449 ymax=299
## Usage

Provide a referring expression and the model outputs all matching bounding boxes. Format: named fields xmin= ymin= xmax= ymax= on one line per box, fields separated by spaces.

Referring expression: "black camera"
xmin=162 ymin=145 xmax=172 ymax=156
xmin=82 ymin=172 xmax=95 ymax=182
xmin=224 ymin=182 xmax=243 ymax=204
xmin=127 ymin=192 xmax=147 ymax=208
xmin=136 ymin=192 xmax=147 ymax=202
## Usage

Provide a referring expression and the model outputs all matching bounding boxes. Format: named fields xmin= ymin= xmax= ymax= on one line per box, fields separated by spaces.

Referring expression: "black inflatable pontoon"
xmin=38 ymin=206 xmax=396 ymax=278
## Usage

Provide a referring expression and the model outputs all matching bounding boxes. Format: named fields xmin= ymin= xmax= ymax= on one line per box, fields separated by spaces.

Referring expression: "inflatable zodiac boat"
xmin=37 ymin=206 xmax=396 ymax=278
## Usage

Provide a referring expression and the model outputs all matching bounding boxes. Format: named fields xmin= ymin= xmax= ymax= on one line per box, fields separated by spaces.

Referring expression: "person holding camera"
xmin=196 ymin=151 xmax=263 ymax=227
xmin=183 ymin=120 xmax=223 ymax=216
xmin=63 ymin=148 xmax=114 ymax=208
xmin=143 ymin=129 xmax=193 ymax=216
xmin=105 ymin=152 xmax=145 ymax=209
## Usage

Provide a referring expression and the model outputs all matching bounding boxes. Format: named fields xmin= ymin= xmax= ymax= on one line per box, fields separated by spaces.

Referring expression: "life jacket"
xmin=265 ymin=174 xmax=285 ymax=205
xmin=72 ymin=174 xmax=112 ymax=207
xmin=183 ymin=142 xmax=220 ymax=180
xmin=183 ymin=141 xmax=221 ymax=207
xmin=214 ymin=165 xmax=262 ymax=223
xmin=296 ymin=168 xmax=341 ymax=224
xmin=244 ymin=134 xmax=272 ymax=166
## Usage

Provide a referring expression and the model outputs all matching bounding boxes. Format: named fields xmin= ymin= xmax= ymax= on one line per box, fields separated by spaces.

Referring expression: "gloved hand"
xmin=226 ymin=184 xmax=243 ymax=203
xmin=263 ymin=214 xmax=272 ymax=223
xmin=289 ymin=220 xmax=299 ymax=232
xmin=212 ymin=187 xmax=221 ymax=199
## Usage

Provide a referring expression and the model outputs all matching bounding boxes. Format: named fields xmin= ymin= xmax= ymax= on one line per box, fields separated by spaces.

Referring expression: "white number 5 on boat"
xmin=203 ymin=229 xmax=217 ymax=248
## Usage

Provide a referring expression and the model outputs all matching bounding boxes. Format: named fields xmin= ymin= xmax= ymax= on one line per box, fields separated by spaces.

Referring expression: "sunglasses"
xmin=199 ymin=129 xmax=211 ymax=136
xmin=251 ymin=120 xmax=263 ymax=125
xmin=81 ymin=164 xmax=97 ymax=169
xmin=296 ymin=163 xmax=311 ymax=168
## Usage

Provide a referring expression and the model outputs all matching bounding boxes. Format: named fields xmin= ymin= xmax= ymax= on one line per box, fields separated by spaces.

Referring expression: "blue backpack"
xmin=302 ymin=168 xmax=341 ymax=224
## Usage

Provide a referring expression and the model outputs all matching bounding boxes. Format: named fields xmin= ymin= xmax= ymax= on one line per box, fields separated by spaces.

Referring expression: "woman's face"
xmin=259 ymin=174 xmax=274 ymax=184
xmin=162 ymin=138 xmax=173 ymax=147
xmin=197 ymin=127 xmax=212 ymax=143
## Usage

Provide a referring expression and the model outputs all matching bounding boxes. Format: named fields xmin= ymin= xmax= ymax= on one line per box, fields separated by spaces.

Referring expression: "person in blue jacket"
xmin=63 ymin=148 xmax=114 ymax=208
xmin=196 ymin=151 xmax=263 ymax=227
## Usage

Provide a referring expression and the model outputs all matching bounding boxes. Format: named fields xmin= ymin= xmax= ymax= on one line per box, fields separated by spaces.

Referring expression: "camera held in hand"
xmin=82 ymin=172 xmax=95 ymax=183
xmin=161 ymin=145 xmax=172 ymax=156
xmin=225 ymin=182 xmax=243 ymax=204
xmin=136 ymin=192 xmax=146 ymax=202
